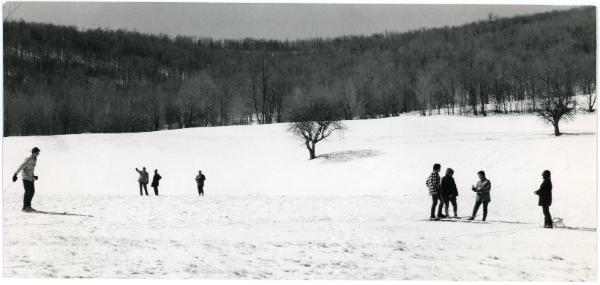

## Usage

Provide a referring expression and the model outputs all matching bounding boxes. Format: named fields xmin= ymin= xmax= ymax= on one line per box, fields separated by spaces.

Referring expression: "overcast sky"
xmin=4 ymin=2 xmax=575 ymax=40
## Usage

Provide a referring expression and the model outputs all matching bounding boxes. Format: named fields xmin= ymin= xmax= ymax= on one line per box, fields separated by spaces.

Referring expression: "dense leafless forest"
xmin=3 ymin=7 xmax=595 ymax=136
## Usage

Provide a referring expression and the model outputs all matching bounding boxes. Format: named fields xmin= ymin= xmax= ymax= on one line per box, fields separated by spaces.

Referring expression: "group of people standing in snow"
xmin=134 ymin=167 xmax=161 ymax=196
xmin=10 ymin=146 xmax=553 ymax=228
xmin=8 ymin=147 xmax=208 ymax=214
xmin=426 ymin=163 xmax=554 ymax=228
xmin=134 ymin=167 xmax=206 ymax=197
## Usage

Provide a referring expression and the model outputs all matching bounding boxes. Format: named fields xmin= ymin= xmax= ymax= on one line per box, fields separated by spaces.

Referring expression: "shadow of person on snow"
xmin=27 ymin=210 xmax=94 ymax=217
xmin=559 ymin=132 xmax=596 ymax=136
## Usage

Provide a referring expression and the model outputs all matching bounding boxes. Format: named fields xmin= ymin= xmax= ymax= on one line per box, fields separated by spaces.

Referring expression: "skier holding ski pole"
xmin=12 ymin=147 xmax=40 ymax=212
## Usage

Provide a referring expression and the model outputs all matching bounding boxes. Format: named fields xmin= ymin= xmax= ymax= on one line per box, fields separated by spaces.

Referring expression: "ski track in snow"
xmin=3 ymin=194 xmax=596 ymax=280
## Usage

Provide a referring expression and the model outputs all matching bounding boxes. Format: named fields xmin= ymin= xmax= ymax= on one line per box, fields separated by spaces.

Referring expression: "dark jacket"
xmin=151 ymin=174 xmax=162 ymax=187
xmin=535 ymin=179 xmax=552 ymax=206
xmin=441 ymin=176 xmax=458 ymax=198
xmin=426 ymin=172 xmax=441 ymax=195
xmin=196 ymin=174 xmax=206 ymax=186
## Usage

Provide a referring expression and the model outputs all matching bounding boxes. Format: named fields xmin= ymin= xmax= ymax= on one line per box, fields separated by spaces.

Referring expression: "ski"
xmin=555 ymin=226 xmax=596 ymax=232
xmin=26 ymin=210 xmax=94 ymax=217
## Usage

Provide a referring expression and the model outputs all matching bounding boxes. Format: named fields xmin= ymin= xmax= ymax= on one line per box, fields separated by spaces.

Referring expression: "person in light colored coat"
xmin=13 ymin=147 xmax=41 ymax=212
xmin=135 ymin=167 xmax=149 ymax=196
xmin=468 ymin=170 xmax=491 ymax=221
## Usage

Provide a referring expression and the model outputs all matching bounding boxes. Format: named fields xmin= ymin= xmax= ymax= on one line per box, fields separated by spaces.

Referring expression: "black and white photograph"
xmin=2 ymin=0 xmax=597 ymax=281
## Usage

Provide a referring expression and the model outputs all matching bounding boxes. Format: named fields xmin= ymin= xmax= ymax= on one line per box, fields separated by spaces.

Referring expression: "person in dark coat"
xmin=534 ymin=170 xmax=553 ymax=228
xmin=426 ymin=163 xmax=444 ymax=220
xmin=195 ymin=170 xmax=206 ymax=197
xmin=468 ymin=171 xmax=491 ymax=221
xmin=440 ymin=168 xmax=459 ymax=218
xmin=135 ymin=167 xmax=149 ymax=196
xmin=151 ymin=169 xmax=162 ymax=196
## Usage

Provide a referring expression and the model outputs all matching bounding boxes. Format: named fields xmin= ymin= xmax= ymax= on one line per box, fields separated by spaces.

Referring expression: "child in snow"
xmin=534 ymin=170 xmax=553 ymax=228
xmin=12 ymin=147 xmax=41 ymax=212
xmin=151 ymin=169 xmax=162 ymax=196
xmin=426 ymin=163 xmax=444 ymax=220
xmin=440 ymin=168 xmax=459 ymax=218
xmin=135 ymin=167 xmax=149 ymax=196
xmin=196 ymin=170 xmax=206 ymax=197
xmin=468 ymin=171 xmax=491 ymax=221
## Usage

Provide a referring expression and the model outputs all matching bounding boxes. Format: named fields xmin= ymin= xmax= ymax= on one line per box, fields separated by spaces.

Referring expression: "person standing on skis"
xmin=151 ymin=169 xmax=162 ymax=196
xmin=135 ymin=167 xmax=149 ymax=196
xmin=534 ymin=170 xmax=553 ymax=228
xmin=468 ymin=171 xmax=491 ymax=221
xmin=12 ymin=147 xmax=40 ymax=212
xmin=440 ymin=168 xmax=459 ymax=218
xmin=426 ymin=163 xmax=444 ymax=220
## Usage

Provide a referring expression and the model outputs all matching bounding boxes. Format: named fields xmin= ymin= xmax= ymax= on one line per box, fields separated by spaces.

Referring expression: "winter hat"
xmin=542 ymin=170 xmax=551 ymax=178
xmin=32 ymin=147 xmax=40 ymax=154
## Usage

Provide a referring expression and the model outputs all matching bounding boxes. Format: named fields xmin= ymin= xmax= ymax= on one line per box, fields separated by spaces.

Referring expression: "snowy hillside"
xmin=3 ymin=111 xmax=597 ymax=280
xmin=3 ymin=111 xmax=596 ymax=222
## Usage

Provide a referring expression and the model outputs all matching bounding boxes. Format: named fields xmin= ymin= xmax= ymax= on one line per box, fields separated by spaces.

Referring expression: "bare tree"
xmin=415 ymin=70 xmax=433 ymax=116
xmin=288 ymin=101 xmax=346 ymax=160
xmin=586 ymin=92 xmax=596 ymax=113
xmin=537 ymin=95 xmax=575 ymax=136
xmin=535 ymin=41 xmax=578 ymax=136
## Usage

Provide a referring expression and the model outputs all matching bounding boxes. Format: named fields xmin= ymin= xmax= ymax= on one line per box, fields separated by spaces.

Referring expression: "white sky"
xmin=3 ymin=1 xmax=580 ymax=40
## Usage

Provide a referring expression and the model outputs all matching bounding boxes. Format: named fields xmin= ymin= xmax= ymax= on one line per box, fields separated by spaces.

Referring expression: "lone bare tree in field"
xmin=537 ymin=95 xmax=575 ymax=136
xmin=535 ymin=42 xmax=578 ymax=136
xmin=288 ymin=102 xmax=346 ymax=160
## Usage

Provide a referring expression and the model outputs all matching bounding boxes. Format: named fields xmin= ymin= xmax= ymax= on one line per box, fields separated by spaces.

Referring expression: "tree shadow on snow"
xmin=319 ymin=149 xmax=382 ymax=162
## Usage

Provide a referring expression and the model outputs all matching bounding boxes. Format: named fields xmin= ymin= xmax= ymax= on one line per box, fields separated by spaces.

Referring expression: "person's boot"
xmin=467 ymin=216 xmax=475 ymax=220
xmin=437 ymin=208 xmax=446 ymax=219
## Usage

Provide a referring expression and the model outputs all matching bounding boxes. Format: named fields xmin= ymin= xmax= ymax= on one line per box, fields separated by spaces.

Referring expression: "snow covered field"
xmin=2 ymin=111 xmax=597 ymax=280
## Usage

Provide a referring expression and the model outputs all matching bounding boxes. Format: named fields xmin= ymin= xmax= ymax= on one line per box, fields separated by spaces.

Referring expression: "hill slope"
xmin=2 ymin=112 xmax=597 ymax=279
xmin=3 ymin=111 xmax=596 ymax=224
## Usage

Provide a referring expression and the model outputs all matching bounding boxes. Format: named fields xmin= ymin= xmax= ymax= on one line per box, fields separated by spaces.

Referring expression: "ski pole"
xmin=3 ymin=181 xmax=16 ymax=191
